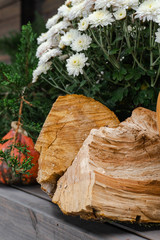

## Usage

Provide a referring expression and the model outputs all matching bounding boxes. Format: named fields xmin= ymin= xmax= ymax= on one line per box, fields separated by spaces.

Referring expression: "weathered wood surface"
xmin=53 ymin=107 xmax=160 ymax=223
xmin=157 ymin=93 xmax=160 ymax=135
xmin=0 ymin=184 xmax=158 ymax=240
xmin=35 ymin=94 xmax=119 ymax=196
xmin=41 ymin=0 xmax=64 ymax=20
xmin=0 ymin=0 xmax=20 ymax=38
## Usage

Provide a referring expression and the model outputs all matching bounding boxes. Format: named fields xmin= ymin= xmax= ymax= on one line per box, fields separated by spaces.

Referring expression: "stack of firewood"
xmin=35 ymin=94 xmax=160 ymax=223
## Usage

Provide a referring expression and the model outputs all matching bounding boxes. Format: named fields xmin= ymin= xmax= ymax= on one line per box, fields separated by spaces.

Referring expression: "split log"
xmin=157 ymin=92 xmax=160 ymax=135
xmin=35 ymin=94 xmax=119 ymax=196
xmin=53 ymin=107 xmax=160 ymax=223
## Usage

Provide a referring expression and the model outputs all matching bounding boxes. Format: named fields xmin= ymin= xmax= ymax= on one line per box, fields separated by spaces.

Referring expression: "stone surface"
xmin=35 ymin=94 xmax=119 ymax=196
xmin=53 ymin=107 xmax=160 ymax=223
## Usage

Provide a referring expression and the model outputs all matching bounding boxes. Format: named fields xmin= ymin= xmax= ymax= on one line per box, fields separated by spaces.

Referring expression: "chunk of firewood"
xmin=53 ymin=107 xmax=160 ymax=223
xmin=35 ymin=94 xmax=119 ymax=196
xmin=157 ymin=93 xmax=160 ymax=135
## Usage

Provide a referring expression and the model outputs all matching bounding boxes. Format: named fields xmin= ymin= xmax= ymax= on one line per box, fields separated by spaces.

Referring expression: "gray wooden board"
xmin=0 ymin=184 xmax=147 ymax=240
xmin=10 ymin=184 xmax=160 ymax=240
xmin=11 ymin=184 xmax=50 ymax=201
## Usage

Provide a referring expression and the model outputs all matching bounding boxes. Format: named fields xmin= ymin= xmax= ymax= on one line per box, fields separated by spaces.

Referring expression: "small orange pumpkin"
xmin=156 ymin=93 xmax=160 ymax=135
xmin=0 ymin=122 xmax=39 ymax=185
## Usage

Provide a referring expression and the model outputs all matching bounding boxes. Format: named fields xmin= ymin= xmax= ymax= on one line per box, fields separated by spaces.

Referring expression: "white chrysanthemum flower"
xmin=117 ymin=0 xmax=139 ymax=10
xmin=66 ymin=53 xmax=88 ymax=76
xmin=68 ymin=2 xmax=86 ymax=20
xmin=37 ymin=33 xmax=48 ymax=45
xmin=36 ymin=40 xmax=53 ymax=58
xmin=155 ymin=15 xmax=160 ymax=25
xmin=94 ymin=0 xmax=118 ymax=9
xmin=46 ymin=14 xmax=60 ymax=29
xmin=60 ymin=29 xmax=81 ymax=46
xmin=37 ymin=33 xmax=61 ymax=46
xmin=32 ymin=62 xmax=52 ymax=83
xmin=38 ymin=48 xmax=62 ymax=65
xmin=155 ymin=28 xmax=160 ymax=43
xmin=72 ymin=0 xmax=84 ymax=5
xmin=114 ymin=8 xmax=126 ymax=20
xmin=71 ymin=34 xmax=92 ymax=52
xmin=47 ymin=20 xmax=71 ymax=39
xmin=135 ymin=0 xmax=160 ymax=22
xmin=58 ymin=5 xmax=72 ymax=18
xmin=59 ymin=41 xmax=65 ymax=49
xmin=78 ymin=18 xmax=89 ymax=31
xmin=88 ymin=10 xmax=114 ymax=27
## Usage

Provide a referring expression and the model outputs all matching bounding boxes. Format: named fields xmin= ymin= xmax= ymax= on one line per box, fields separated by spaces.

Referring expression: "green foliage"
xmin=0 ymin=143 xmax=34 ymax=177
xmin=0 ymin=22 xmax=56 ymax=178
xmin=0 ymin=23 xmax=54 ymax=140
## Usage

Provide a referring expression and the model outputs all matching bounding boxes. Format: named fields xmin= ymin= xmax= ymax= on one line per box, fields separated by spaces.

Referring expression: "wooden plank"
xmin=0 ymin=1 xmax=20 ymax=37
xmin=0 ymin=184 xmax=145 ymax=240
xmin=0 ymin=15 xmax=20 ymax=37
xmin=0 ymin=0 xmax=19 ymax=9
xmin=11 ymin=184 xmax=51 ymax=201
xmin=0 ymin=55 xmax=10 ymax=63
xmin=0 ymin=1 xmax=20 ymax=22
xmin=41 ymin=0 xmax=64 ymax=20
xmin=10 ymin=185 xmax=160 ymax=240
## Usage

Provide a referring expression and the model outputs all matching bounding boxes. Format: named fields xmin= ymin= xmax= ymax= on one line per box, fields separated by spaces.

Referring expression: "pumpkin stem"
xmin=11 ymin=95 xmax=26 ymax=153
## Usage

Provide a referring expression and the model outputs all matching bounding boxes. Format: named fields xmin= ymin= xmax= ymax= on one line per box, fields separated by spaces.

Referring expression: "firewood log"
xmin=53 ymin=107 xmax=160 ymax=223
xmin=157 ymin=92 xmax=160 ymax=135
xmin=35 ymin=94 xmax=119 ymax=196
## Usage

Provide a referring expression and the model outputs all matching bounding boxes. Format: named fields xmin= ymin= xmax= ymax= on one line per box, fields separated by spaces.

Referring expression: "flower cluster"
xmin=33 ymin=0 xmax=160 ymax=83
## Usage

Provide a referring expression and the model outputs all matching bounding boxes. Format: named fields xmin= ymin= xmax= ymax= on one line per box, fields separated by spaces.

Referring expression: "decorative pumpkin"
xmin=157 ymin=93 xmax=160 ymax=135
xmin=0 ymin=121 xmax=39 ymax=185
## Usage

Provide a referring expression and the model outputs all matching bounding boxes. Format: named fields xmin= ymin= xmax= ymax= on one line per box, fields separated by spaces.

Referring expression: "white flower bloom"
xmin=47 ymin=20 xmax=71 ymax=39
xmin=88 ymin=10 xmax=114 ymax=27
xmin=94 ymin=0 xmax=118 ymax=9
xmin=36 ymin=40 xmax=53 ymax=58
xmin=51 ymin=34 xmax=61 ymax=47
xmin=68 ymin=2 xmax=86 ymax=20
xmin=58 ymin=54 xmax=69 ymax=60
xmin=60 ymin=29 xmax=80 ymax=46
xmin=46 ymin=14 xmax=60 ymax=29
xmin=71 ymin=34 xmax=92 ymax=52
xmin=117 ymin=0 xmax=139 ymax=10
xmin=37 ymin=33 xmax=48 ymax=45
xmin=66 ymin=53 xmax=88 ymax=76
xmin=135 ymin=0 xmax=160 ymax=22
xmin=155 ymin=28 xmax=160 ymax=43
xmin=78 ymin=18 xmax=89 ymax=31
xmin=38 ymin=48 xmax=62 ymax=65
xmin=72 ymin=0 xmax=84 ymax=5
xmin=155 ymin=15 xmax=160 ymax=25
xmin=32 ymin=62 xmax=52 ymax=83
xmin=59 ymin=41 xmax=65 ymax=49
xmin=114 ymin=8 xmax=126 ymax=20
xmin=58 ymin=5 xmax=72 ymax=18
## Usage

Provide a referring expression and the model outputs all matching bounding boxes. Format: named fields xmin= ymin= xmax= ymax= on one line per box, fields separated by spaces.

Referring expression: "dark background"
xmin=0 ymin=0 xmax=64 ymax=63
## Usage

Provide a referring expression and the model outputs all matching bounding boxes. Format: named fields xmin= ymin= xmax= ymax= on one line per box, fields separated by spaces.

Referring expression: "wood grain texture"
xmin=0 ymin=55 xmax=10 ymax=63
xmin=53 ymin=107 xmax=160 ymax=223
xmin=0 ymin=0 xmax=19 ymax=9
xmin=0 ymin=185 xmax=149 ymax=240
xmin=156 ymin=93 xmax=160 ymax=135
xmin=0 ymin=0 xmax=20 ymax=38
xmin=35 ymin=94 xmax=119 ymax=197
xmin=41 ymin=0 xmax=64 ymax=20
